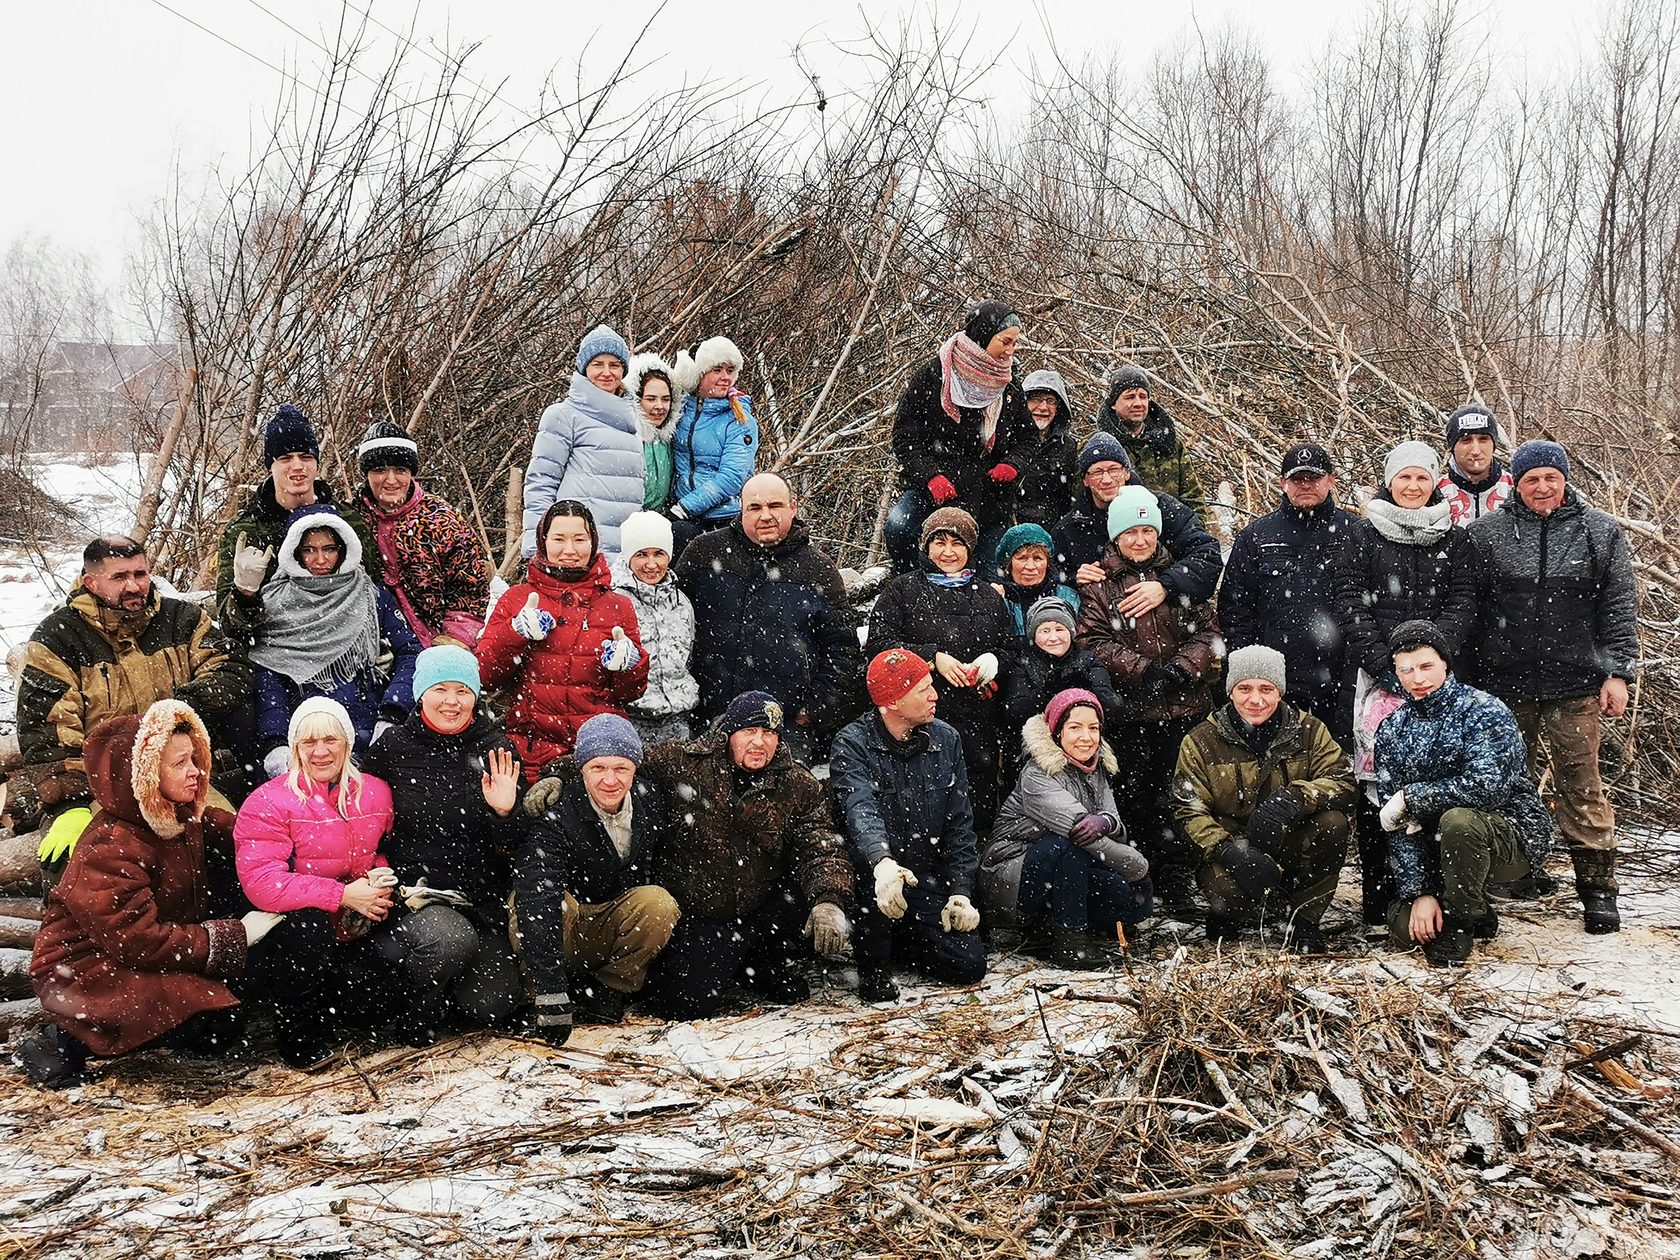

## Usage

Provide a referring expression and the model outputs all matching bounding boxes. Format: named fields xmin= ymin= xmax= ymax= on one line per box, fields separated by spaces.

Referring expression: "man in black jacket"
xmin=829 ymin=650 xmax=987 ymax=1003
xmin=514 ymin=714 xmax=681 ymax=1040
xmin=675 ymin=472 xmax=862 ymax=759
xmin=1051 ymin=433 xmax=1222 ymax=605
xmin=1468 ymin=441 xmax=1639 ymax=934
xmin=1217 ymin=443 xmax=1356 ymax=743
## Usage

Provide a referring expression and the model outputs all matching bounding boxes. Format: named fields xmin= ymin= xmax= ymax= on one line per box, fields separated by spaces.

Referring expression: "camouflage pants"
xmin=1509 ymin=697 xmax=1615 ymax=851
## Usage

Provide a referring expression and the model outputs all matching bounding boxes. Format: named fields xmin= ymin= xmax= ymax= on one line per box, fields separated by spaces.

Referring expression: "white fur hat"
xmin=619 ymin=510 xmax=674 ymax=560
xmin=624 ymin=352 xmax=673 ymax=401
xmin=670 ymin=335 xmax=743 ymax=395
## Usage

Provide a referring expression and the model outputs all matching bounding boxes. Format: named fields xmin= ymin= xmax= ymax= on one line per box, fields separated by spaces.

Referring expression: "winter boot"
xmin=1423 ymin=918 xmax=1474 ymax=968
xmin=573 ymin=979 xmax=626 ymax=1026
xmin=15 ymin=1025 xmax=89 ymax=1090
xmin=274 ymin=1007 xmax=337 ymax=1069
xmin=1471 ymin=908 xmax=1500 ymax=941
xmin=1047 ymin=928 xmax=1104 ymax=970
xmin=1204 ymin=914 xmax=1239 ymax=945
xmin=747 ymin=962 xmax=809 ymax=1006
xmin=1284 ymin=921 xmax=1327 ymax=956
xmin=1572 ymin=849 xmax=1621 ymax=935
xmin=1490 ymin=871 xmax=1558 ymax=900
xmin=857 ymin=967 xmax=900 ymax=1004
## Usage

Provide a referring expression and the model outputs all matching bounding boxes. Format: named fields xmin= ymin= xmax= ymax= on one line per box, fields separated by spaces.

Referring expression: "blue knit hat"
xmin=719 ymin=690 xmax=785 ymax=736
xmin=412 ymin=644 xmax=481 ymax=701
xmin=574 ymin=712 xmax=643 ymax=767
xmin=1078 ymin=431 xmax=1135 ymax=477
xmin=1107 ymin=485 xmax=1162 ymax=538
xmin=576 ymin=325 xmax=631 ymax=376
xmin=264 ymin=404 xmax=319 ymax=466
xmin=1510 ymin=439 xmax=1570 ymax=482
xmin=995 ymin=522 xmax=1055 ymax=568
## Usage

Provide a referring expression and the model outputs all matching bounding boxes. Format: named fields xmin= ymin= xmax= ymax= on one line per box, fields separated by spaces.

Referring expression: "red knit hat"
xmin=1045 ymin=687 xmax=1103 ymax=736
xmin=867 ymin=648 xmax=932 ymax=706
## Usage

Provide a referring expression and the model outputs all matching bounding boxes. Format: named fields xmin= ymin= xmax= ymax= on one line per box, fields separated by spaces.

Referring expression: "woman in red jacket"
xmin=477 ymin=499 xmax=649 ymax=780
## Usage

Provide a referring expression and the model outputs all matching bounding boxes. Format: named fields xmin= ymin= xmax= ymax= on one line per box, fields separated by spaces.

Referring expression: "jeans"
xmin=369 ymin=904 xmax=523 ymax=1027
xmin=855 ymin=872 xmax=987 ymax=985
xmin=1017 ymin=834 xmax=1153 ymax=935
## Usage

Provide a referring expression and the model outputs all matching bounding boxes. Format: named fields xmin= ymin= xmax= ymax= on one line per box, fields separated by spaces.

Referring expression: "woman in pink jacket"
xmin=234 ymin=695 xmax=395 ymax=1067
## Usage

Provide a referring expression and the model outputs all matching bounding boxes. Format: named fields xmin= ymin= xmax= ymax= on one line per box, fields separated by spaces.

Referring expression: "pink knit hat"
xmin=1045 ymin=687 xmax=1103 ymax=735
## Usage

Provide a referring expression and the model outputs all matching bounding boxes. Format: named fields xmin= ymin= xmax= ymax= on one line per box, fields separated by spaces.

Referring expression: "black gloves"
xmin=1213 ymin=838 xmax=1284 ymax=901
xmin=1245 ymin=787 xmax=1305 ymax=855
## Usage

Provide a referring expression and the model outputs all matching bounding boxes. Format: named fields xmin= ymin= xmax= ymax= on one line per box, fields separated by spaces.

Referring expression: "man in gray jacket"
xmin=1468 ymin=440 xmax=1639 ymax=933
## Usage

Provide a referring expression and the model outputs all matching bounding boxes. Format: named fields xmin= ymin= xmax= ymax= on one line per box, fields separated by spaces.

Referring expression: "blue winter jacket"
xmin=254 ymin=585 xmax=422 ymax=760
xmin=522 ymin=373 xmax=645 ymax=557
xmin=1374 ymin=677 xmax=1553 ymax=900
xmin=672 ymin=392 xmax=759 ymax=522
xmin=828 ymin=714 xmax=979 ymax=896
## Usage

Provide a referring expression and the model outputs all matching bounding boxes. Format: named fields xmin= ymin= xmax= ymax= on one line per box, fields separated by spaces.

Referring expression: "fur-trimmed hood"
xmin=669 ymin=335 xmax=744 ymax=397
xmin=626 ymin=352 xmax=677 ymax=444
xmin=1021 ymin=714 xmax=1117 ymax=777
xmin=275 ymin=505 xmax=365 ymax=577
xmin=85 ymin=699 xmax=212 ymax=840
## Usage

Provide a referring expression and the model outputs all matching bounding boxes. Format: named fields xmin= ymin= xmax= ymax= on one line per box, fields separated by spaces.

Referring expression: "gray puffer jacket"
xmin=611 ymin=558 xmax=700 ymax=719
xmin=521 ymin=372 xmax=645 ymax=558
xmin=981 ymin=716 xmax=1149 ymax=922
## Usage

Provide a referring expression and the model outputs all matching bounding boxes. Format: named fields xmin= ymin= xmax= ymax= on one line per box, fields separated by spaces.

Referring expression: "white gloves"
xmin=1379 ymin=790 xmax=1422 ymax=833
xmin=368 ymin=867 xmax=399 ymax=890
xmin=873 ymin=858 xmax=918 ymax=919
xmin=262 ymin=746 xmax=291 ymax=780
xmin=512 ymin=592 xmax=555 ymax=641
xmin=940 ymin=894 xmax=980 ymax=933
xmin=401 ymin=879 xmax=472 ymax=912
xmin=971 ymin=653 xmax=1000 ymax=686
xmin=803 ymin=903 xmax=851 ymax=957
xmin=241 ymin=910 xmax=285 ymax=945
xmin=600 ymin=625 xmax=641 ymax=672
xmin=231 ymin=532 xmax=275 ymax=596
xmin=372 ymin=720 xmax=394 ymax=745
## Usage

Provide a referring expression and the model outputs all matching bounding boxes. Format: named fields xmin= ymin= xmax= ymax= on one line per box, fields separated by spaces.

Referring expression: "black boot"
xmin=1423 ymin=917 xmax=1474 ymax=967
xmin=1471 ymin=908 xmax=1500 ymax=940
xmin=1284 ymin=921 xmax=1327 ymax=956
xmin=15 ymin=1025 xmax=89 ymax=1089
xmin=1204 ymin=914 xmax=1239 ymax=945
xmin=573 ymin=978 xmax=626 ymax=1025
xmin=1572 ymin=849 xmax=1621 ymax=935
xmin=1048 ymin=928 xmax=1104 ymax=970
xmin=858 ymin=966 xmax=900 ymax=1003
xmin=274 ymin=1006 xmax=337 ymax=1069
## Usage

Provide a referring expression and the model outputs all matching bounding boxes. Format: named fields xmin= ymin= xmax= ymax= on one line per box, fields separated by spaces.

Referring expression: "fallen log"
xmin=0 ymin=916 xmax=37 ymax=949
xmin=0 ymin=998 xmax=44 ymax=1039
xmin=0 ymin=947 xmax=34 ymax=998
xmin=0 ymin=898 xmax=42 ymax=922
xmin=0 ymin=831 xmax=40 ymax=889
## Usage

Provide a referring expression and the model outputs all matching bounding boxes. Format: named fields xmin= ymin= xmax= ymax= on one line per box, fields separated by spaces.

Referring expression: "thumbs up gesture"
xmin=511 ymin=592 xmax=555 ymax=641
xmin=600 ymin=624 xmax=641 ymax=672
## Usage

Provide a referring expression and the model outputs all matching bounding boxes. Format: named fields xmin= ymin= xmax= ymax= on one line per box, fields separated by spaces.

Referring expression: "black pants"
xmin=645 ymin=882 xmax=806 ymax=1020
xmin=245 ymin=910 xmax=396 ymax=1051
xmin=856 ymin=873 xmax=987 ymax=985
xmin=1109 ymin=716 xmax=1202 ymax=874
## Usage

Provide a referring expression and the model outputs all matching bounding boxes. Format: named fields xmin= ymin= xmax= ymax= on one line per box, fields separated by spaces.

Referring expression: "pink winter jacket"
xmin=234 ymin=773 xmax=394 ymax=914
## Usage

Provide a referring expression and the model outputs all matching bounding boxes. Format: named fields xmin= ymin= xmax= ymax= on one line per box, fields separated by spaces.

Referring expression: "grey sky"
xmin=1 ymin=0 xmax=1592 ymax=303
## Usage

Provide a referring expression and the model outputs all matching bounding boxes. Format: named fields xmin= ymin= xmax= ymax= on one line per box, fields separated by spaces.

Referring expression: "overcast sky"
xmin=0 ymin=0 xmax=1597 ymax=311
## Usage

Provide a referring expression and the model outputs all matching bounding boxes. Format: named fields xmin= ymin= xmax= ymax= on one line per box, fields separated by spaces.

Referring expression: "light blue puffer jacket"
xmin=672 ymin=392 xmax=759 ymax=522
xmin=522 ymin=374 xmax=646 ymax=557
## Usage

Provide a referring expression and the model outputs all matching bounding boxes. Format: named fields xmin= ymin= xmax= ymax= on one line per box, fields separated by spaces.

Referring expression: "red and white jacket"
xmin=1437 ymin=463 xmax=1513 ymax=527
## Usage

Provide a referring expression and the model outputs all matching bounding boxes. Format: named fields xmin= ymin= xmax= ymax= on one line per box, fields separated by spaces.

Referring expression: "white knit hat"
xmin=1383 ymin=440 xmax=1441 ymax=489
xmin=619 ymin=510 xmax=674 ymax=559
xmin=287 ymin=695 xmax=355 ymax=749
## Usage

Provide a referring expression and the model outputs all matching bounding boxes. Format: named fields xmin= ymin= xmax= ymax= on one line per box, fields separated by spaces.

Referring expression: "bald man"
xmin=675 ymin=473 xmax=863 ymax=758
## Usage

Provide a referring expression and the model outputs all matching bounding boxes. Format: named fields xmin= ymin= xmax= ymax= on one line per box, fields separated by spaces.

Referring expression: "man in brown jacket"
xmin=637 ymin=691 xmax=853 ymax=1018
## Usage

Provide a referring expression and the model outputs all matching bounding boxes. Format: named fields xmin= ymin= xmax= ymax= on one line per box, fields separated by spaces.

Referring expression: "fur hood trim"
xmin=275 ymin=507 xmax=364 ymax=578
xmin=669 ymin=335 xmax=744 ymax=396
xmin=130 ymin=699 xmax=212 ymax=839
xmin=626 ymin=352 xmax=677 ymax=446
xmin=1022 ymin=714 xmax=1117 ymax=777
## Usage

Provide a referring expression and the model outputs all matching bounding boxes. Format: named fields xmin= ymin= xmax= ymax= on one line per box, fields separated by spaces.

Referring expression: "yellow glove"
xmin=37 ymin=807 xmax=94 ymax=864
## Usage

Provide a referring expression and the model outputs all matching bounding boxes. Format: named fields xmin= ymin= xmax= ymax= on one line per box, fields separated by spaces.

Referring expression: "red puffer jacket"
xmin=476 ymin=553 xmax=648 ymax=778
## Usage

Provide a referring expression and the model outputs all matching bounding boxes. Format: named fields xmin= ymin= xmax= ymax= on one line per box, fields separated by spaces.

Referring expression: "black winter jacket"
xmin=1052 ymin=488 xmax=1223 ymax=602
xmin=1467 ymin=488 xmax=1639 ymax=702
xmin=1219 ymin=497 xmax=1356 ymax=703
xmin=1005 ymin=413 xmax=1077 ymax=528
xmin=866 ymin=569 xmax=1016 ymax=737
xmin=829 ymin=714 xmax=979 ymax=895
xmin=1334 ymin=498 xmax=1482 ymax=680
xmin=521 ymin=773 xmax=672 ymax=907
xmin=893 ymin=357 xmax=1030 ymax=530
xmin=1002 ymin=645 xmax=1121 ymax=748
xmin=674 ymin=518 xmax=862 ymax=731
xmin=361 ymin=708 xmax=523 ymax=928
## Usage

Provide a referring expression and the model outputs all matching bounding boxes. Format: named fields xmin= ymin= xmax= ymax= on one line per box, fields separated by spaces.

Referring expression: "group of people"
xmin=6 ymin=300 xmax=1639 ymax=1088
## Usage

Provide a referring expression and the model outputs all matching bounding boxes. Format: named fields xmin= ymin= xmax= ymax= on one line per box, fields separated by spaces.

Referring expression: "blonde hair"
xmin=286 ymin=707 xmax=365 ymax=818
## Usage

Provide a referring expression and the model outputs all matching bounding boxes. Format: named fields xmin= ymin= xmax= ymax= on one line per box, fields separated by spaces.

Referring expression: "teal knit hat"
xmin=994 ymin=522 xmax=1055 ymax=569
xmin=412 ymin=645 xmax=482 ymax=701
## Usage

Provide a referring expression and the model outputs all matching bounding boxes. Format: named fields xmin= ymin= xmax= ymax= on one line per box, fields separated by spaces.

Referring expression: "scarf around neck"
xmin=937 ymin=332 xmax=1013 ymax=449
xmin=251 ymin=567 xmax=381 ymax=690
xmin=1364 ymin=497 xmax=1453 ymax=547
xmin=925 ymin=568 xmax=976 ymax=589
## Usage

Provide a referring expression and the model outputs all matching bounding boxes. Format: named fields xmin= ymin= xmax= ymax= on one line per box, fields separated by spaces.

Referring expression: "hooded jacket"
xmin=611 ymin=557 xmax=700 ymax=719
xmin=674 ymin=518 xmax=860 ymax=730
xmin=829 ymin=714 xmax=979 ymax=895
xmin=1075 ymin=545 xmax=1221 ymax=722
xmin=1466 ymin=487 xmax=1640 ymax=702
xmin=1002 ymin=643 xmax=1121 ymax=742
xmin=1051 ymin=485 xmax=1223 ymax=601
xmin=357 ymin=480 xmax=491 ymax=645
xmin=1096 ymin=398 xmax=1206 ymax=510
xmin=627 ymin=353 xmax=678 ymax=510
xmin=1171 ymin=702 xmax=1356 ymax=855
xmin=360 ymin=706 xmax=524 ymax=927
xmin=216 ymin=476 xmax=378 ymax=628
xmin=1374 ymin=678 xmax=1553 ymax=900
xmin=1218 ymin=496 xmax=1356 ymax=706
xmin=522 ymin=373 xmax=646 ymax=557
xmin=30 ymin=702 xmax=247 ymax=1057
xmin=14 ymin=583 xmax=250 ymax=826
xmin=893 ymin=356 xmax=1031 ymax=530
xmin=476 ymin=553 xmax=650 ymax=776
xmin=640 ymin=730 xmax=852 ymax=920
xmin=672 ymin=392 xmax=760 ymax=523
xmin=1006 ymin=369 xmax=1078 ymax=527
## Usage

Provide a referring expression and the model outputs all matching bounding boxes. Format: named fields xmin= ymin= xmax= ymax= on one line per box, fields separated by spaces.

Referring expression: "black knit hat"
xmin=357 ymin=420 xmax=420 ymax=476
xmin=1388 ymin=619 xmax=1452 ymax=667
xmin=719 ymin=690 xmax=786 ymax=736
xmin=264 ymin=404 xmax=319 ymax=466
xmin=962 ymin=300 xmax=1021 ymax=348
xmin=1445 ymin=404 xmax=1497 ymax=449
